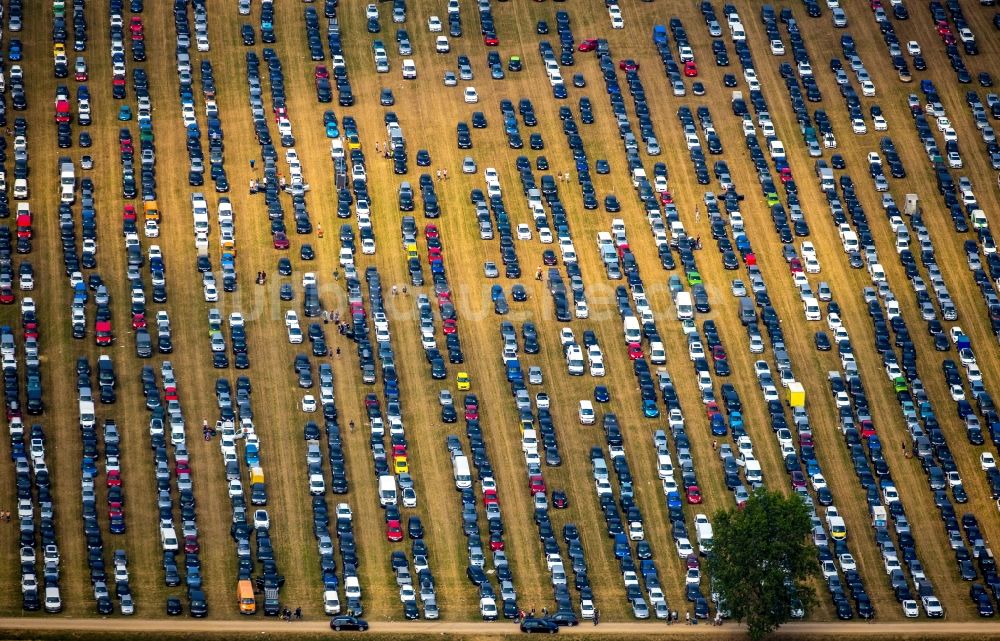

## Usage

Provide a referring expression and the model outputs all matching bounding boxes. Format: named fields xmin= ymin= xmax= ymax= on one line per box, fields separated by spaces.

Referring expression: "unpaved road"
xmin=0 ymin=617 xmax=997 ymax=637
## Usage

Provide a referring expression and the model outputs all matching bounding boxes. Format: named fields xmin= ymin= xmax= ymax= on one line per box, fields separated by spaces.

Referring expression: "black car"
xmin=166 ymin=597 xmax=182 ymax=615
xmin=815 ymin=332 xmax=831 ymax=351
xmin=330 ymin=615 xmax=368 ymax=631
xmin=241 ymin=24 xmax=255 ymax=45
xmin=520 ymin=617 xmax=559 ymax=633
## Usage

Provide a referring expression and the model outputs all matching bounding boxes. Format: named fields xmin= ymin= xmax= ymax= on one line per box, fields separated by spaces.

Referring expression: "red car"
xmin=578 ymin=39 xmax=598 ymax=52
xmin=386 ymin=520 xmax=404 ymax=542
xmin=272 ymin=231 xmax=289 ymax=249
xmin=314 ymin=65 xmax=329 ymax=79
xmin=442 ymin=318 xmax=458 ymax=334
xmin=686 ymin=485 xmax=703 ymax=504
xmin=860 ymin=419 xmax=877 ymax=438
xmin=711 ymin=345 xmax=727 ymax=361
xmin=424 ymin=224 xmax=439 ymax=239
xmin=483 ymin=489 xmax=499 ymax=506
xmin=122 ymin=204 xmax=137 ymax=221
xmin=790 ymin=471 xmax=807 ymax=489
xmin=465 ymin=404 xmax=479 ymax=420
xmin=789 ymin=257 xmax=803 ymax=273
xmin=106 ymin=470 xmax=122 ymax=487
xmin=132 ymin=313 xmax=146 ymax=330
xmin=184 ymin=535 xmax=200 ymax=554
xmin=683 ymin=61 xmax=698 ymax=77
xmin=618 ymin=59 xmax=639 ymax=72
xmin=626 ymin=342 xmax=643 ymax=360
xmin=659 ymin=191 xmax=674 ymax=204
xmin=779 ymin=167 xmax=793 ymax=183
xmin=705 ymin=401 xmax=721 ymax=420
xmin=489 ymin=534 xmax=505 ymax=551
xmin=95 ymin=320 xmax=112 ymax=346
xmin=528 ymin=475 xmax=546 ymax=494
xmin=483 ymin=34 xmax=499 ymax=46
xmin=75 ymin=68 xmax=88 ymax=82
xmin=0 ymin=287 xmax=14 ymax=304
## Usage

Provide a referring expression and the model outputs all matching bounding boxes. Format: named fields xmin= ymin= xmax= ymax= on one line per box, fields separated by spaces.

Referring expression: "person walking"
xmin=294 ymin=607 xmax=302 ymax=620
xmin=593 ymin=609 xmax=599 ymax=625
xmin=436 ymin=169 xmax=442 ymax=181
xmin=442 ymin=169 xmax=448 ymax=180
xmin=685 ymin=611 xmax=691 ymax=625
xmin=336 ymin=347 xmax=341 ymax=357
xmin=250 ymin=158 xmax=255 ymax=170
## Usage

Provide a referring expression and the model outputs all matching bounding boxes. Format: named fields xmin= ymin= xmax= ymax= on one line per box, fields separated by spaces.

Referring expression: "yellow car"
xmin=456 ymin=372 xmax=470 ymax=390
xmin=393 ymin=457 xmax=409 ymax=474
xmin=53 ymin=43 xmax=66 ymax=57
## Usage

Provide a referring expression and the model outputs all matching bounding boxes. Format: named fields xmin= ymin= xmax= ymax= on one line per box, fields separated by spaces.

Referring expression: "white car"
xmin=144 ymin=220 xmax=159 ymax=237
xmin=982 ymin=453 xmax=997 ymax=471
xmin=435 ymin=35 xmax=450 ymax=53
xmin=302 ymin=394 xmax=317 ymax=413
xmin=610 ymin=14 xmax=624 ymax=28
xmin=907 ymin=41 xmax=921 ymax=56
xmin=838 ymin=553 xmax=857 ymax=571
xmin=851 ymin=118 xmax=867 ymax=135
xmin=902 ymin=600 xmax=919 ymax=617
xmin=253 ymin=509 xmax=270 ymax=530
xmin=287 ymin=324 xmax=303 ymax=344
xmin=516 ymin=224 xmax=532 ymax=240
xmin=770 ymin=39 xmax=785 ymax=55
xmin=675 ymin=537 xmax=694 ymax=558
xmin=922 ymin=596 xmax=943 ymax=618
xmin=203 ymin=282 xmax=218 ymax=302
xmin=463 ymin=87 xmax=478 ymax=103
xmin=872 ymin=115 xmax=888 ymax=131
xmin=427 ymin=15 xmax=442 ymax=32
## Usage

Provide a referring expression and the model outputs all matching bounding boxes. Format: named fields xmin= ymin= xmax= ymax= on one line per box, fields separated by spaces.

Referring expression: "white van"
xmin=803 ymin=296 xmax=821 ymax=321
xmin=378 ymin=474 xmax=398 ymax=505
xmin=769 ymin=139 xmax=786 ymax=159
xmin=160 ymin=526 xmax=179 ymax=551
xmin=578 ymin=400 xmax=595 ymax=425
xmin=623 ymin=315 xmax=641 ymax=343
xmin=452 ymin=455 xmax=472 ymax=489
xmin=695 ymin=514 xmax=714 ymax=555
xmin=745 ymin=459 xmax=763 ymax=485
xmin=44 ymin=586 xmax=62 ymax=612
xmin=323 ymin=590 xmax=341 ymax=615
xmin=78 ymin=400 xmax=96 ymax=429
xmin=649 ymin=341 xmax=666 ymax=364
xmin=675 ymin=292 xmax=694 ymax=320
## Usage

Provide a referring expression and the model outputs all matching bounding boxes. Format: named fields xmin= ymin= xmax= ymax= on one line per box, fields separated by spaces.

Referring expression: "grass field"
xmin=2 ymin=0 xmax=1000 ymax=629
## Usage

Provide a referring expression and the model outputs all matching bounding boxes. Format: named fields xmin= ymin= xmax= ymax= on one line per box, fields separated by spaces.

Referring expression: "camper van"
xmin=237 ymin=579 xmax=256 ymax=614
xmin=452 ymin=454 xmax=472 ymax=489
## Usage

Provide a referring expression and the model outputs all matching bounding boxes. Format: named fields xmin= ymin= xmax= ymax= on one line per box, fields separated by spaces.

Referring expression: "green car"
xmin=687 ymin=271 xmax=702 ymax=286
xmin=893 ymin=377 xmax=908 ymax=393
xmin=765 ymin=192 xmax=780 ymax=207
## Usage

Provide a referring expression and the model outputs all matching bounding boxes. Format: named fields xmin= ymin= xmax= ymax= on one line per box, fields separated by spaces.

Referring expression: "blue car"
xmin=8 ymin=40 xmax=22 ymax=61
xmin=325 ymin=122 xmax=339 ymax=138
xmin=711 ymin=414 xmax=728 ymax=436
xmin=118 ymin=105 xmax=132 ymax=121
xmin=666 ymin=491 xmax=682 ymax=509
xmin=594 ymin=385 xmax=610 ymax=403
xmin=642 ymin=399 xmax=660 ymax=418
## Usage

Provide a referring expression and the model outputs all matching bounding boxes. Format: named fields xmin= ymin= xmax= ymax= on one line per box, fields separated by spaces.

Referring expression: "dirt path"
xmin=0 ymin=616 xmax=996 ymax=637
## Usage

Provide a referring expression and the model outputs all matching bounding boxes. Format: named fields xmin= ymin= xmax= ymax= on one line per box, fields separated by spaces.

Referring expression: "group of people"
xmin=434 ymin=169 xmax=450 ymax=181
xmin=255 ymin=271 xmax=267 ymax=285
xmin=0 ymin=510 xmax=10 ymax=522
xmin=280 ymin=606 xmax=302 ymax=621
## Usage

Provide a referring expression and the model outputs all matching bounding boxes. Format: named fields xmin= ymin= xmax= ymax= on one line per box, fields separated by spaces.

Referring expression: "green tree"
xmin=706 ymin=489 xmax=819 ymax=641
